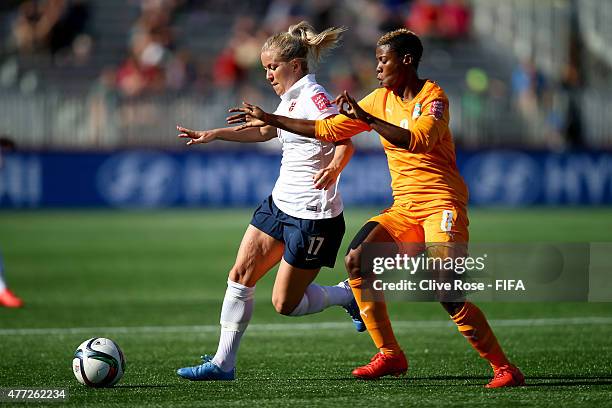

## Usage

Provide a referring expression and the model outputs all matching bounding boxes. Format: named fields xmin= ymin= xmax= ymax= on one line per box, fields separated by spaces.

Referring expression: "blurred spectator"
xmin=511 ymin=59 xmax=546 ymax=119
xmin=347 ymin=0 xmax=392 ymax=47
xmin=69 ymin=33 xmax=93 ymax=65
xmin=262 ymin=0 xmax=306 ymax=33
xmin=308 ymin=0 xmax=336 ymax=32
xmin=165 ymin=49 xmax=196 ymax=91
xmin=11 ymin=0 xmax=91 ymax=59
xmin=212 ymin=47 xmax=245 ymax=91
xmin=560 ymin=21 xmax=584 ymax=149
xmin=437 ymin=0 xmax=470 ymax=40
xmin=47 ymin=0 xmax=90 ymax=55
xmin=115 ymin=52 xmax=164 ymax=97
xmin=564 ymin=102 xmax=583 ymax=148
xmin=211 ymin=18 xmax=270 ymax=92
xmin=130 ymin=4 xmax=174 ymax=51
xmin=406 ymin=0 xmax=439 ymax=38
xmin=232 ymin=18 xmax=267 ymax=73
xmin=87 ymin=68 xmax=120 ymax=145
xmin=406 ymin=0 xmax=470 ymax=40
xmin=11 ymin=0 xmax=43 ymax=53
xmin=541 ymin=60 xmax=584 ymax=150
xmin=329 ymin=61 xmax=360 ymax=96
xmin=115 ymin=54 xmax=148 ymax=97
xmin=561 ymin=78 xmax=583 ymax=149
xmin=460 ymin=68 xmax=488 ymax=146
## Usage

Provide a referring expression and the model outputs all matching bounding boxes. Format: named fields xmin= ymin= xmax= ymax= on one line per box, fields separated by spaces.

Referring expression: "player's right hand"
xmin=334 ymin=90 xmax=369 ymax=122
xmin=226 ymin=102 xmax=268 ymax=131
xmin=177 ymin=125 xmax=216 ymax=145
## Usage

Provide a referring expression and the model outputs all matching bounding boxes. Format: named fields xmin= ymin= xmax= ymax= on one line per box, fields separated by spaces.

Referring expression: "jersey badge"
xmin=288 ymin=100 xmax=297 ymax=112
xmin=412 ymin=102 xmax=422 ymax=120
xmin=429 ymin=100 xmax=445 ymax=120
xmin=311 ymin=93 xmax=332 ymax=112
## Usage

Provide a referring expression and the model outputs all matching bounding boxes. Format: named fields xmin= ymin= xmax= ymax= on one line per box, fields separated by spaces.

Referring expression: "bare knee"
xmin=272 ymin=295 xmax=297 ymax=316
xmin=344 ymin=248 xmax=362 ymax=280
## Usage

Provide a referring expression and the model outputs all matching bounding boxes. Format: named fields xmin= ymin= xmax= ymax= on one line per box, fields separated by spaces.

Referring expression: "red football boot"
xmin=0 ymin=288 xmax=24 ymax=308
xmin=486 ymin=364 xmax=525 ymax=388
xmin=352 ymin=352 xmax=408 ymax=379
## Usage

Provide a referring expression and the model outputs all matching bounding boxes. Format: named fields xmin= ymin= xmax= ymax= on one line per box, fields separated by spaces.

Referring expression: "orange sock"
xmin=451 ymin=302 xmax=510 ymax=370
xmin=349 ymin=277 xmax=402 ymax=356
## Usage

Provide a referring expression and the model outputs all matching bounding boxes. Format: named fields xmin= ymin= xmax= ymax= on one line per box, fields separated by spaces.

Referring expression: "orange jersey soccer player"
xmin=228 ymin=28 xmax=524 ymax=388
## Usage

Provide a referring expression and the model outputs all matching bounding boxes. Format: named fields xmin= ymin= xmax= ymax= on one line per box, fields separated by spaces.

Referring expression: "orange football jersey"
xmin=315 ymin=80 xmax=468 ymax=206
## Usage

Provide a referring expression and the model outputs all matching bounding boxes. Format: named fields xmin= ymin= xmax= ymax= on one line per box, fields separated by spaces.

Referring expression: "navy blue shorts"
xmin=250 ymin=196 xmax=345 ymax=269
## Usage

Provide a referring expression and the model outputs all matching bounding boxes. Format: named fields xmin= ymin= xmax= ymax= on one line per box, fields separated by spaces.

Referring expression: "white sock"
xmin=289 ymin=282 xmax=353 ymax=316
xmin=211 ymin=279 xmax=255 ymax=372
xmin=0 ymin=253 xmax=6 ymax=291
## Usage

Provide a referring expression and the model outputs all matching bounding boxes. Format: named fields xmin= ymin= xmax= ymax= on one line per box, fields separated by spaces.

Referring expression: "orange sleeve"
xmin=408 ymin=97 xmax=449 ymax=153
xmin=314 ymin=114 xmax=370 ymax=142
xmin=314 ymin=90 xmax=379 ymax=142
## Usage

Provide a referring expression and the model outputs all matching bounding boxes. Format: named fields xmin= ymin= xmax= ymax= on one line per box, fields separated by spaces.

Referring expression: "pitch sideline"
xmin=1 ymin=316 xmax=611 ymax=336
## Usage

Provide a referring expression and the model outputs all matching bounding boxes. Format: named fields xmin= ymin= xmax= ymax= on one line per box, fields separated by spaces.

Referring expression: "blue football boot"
xmin=339 ymin=280 xmax=366 ymax=332
xmin=176 ymin=355 xmax=235 ymax=381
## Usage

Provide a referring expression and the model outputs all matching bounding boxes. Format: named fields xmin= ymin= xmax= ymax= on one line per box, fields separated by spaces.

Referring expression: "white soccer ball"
xmin=72 ymin=337 xmax=126 ymax=387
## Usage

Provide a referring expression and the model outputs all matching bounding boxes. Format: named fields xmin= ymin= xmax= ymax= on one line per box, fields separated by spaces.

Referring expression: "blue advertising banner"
xmin=1 ymin=150 xmax=611 ymax=208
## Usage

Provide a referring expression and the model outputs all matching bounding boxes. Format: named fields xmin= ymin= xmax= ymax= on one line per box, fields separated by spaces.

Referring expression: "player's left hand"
xmin=227 ymin=102 xmax=268 ymax=131
xmin=313 ymin=166 xmax=340 ymax=190
xmin=176 ymin=125 xmax=216 ymax=145
xmin=334 ymin=90 xmax=369 ymax=123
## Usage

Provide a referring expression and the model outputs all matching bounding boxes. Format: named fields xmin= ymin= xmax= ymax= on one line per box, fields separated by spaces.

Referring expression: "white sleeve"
xmin=304 ymin=85 xmax=339 ymax=120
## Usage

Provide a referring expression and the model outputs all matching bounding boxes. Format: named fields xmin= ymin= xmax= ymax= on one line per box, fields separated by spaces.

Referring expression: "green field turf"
xmin=1 ymin=208 xmax=612 ymax=407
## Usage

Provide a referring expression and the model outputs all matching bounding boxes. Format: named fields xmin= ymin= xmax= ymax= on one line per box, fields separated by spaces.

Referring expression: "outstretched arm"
xmin=334 ymin=91 xmax=411 ymax=149
xmin=176 ymin=124 xmax=276 ymax=145
xmin=227 ymin=103 xmax=317 ymax=138
xmin=313 ymin=139 xmax=354 ymax=190
xmin=226 ymin=96 xmax=374 ymax=145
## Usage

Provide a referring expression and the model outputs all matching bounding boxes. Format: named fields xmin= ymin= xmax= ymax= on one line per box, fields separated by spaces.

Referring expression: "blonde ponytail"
xmin=262 ymin=21 xmax=347 ymax=71
xmin=287 ymin=21 xmax=346 ymax=64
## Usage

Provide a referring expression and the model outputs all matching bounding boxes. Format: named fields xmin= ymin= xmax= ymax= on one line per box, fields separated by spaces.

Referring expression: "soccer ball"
xmin=72 ymin=337 xmax=126 ymax=387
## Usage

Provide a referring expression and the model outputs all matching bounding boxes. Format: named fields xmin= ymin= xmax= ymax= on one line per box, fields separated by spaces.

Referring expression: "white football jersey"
xmin=271 ymin=74 xmax=343 ymax=220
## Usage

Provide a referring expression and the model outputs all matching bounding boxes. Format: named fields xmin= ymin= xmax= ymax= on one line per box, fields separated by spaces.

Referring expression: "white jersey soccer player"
xmin=175 ymin=22 xmax=364 ymax=381
xmin=272 ymin=73 xmax=343 ymax=220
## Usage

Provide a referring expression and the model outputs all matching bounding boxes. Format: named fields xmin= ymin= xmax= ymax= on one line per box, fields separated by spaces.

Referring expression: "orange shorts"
xmin=368 ymin=200 xmax=469 ymax=256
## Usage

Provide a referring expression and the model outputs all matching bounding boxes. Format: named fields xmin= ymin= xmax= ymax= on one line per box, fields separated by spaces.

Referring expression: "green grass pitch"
xmin=1 ymin=208 xmax=612 ymax=407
